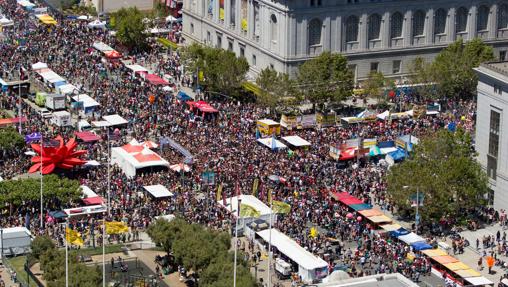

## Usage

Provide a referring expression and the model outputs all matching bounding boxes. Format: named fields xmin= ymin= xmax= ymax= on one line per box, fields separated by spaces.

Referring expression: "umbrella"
xmin=268 ymin=175 xmax=280 ymax=182
xmin=24 ymin=151 xmax=36 ymax=156
xmin=170 ymin=163 xmax=190 ymax=173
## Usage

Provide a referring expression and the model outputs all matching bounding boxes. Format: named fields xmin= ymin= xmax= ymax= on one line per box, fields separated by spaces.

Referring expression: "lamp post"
xmin=403 ymin=185 xmax=423 ymax=235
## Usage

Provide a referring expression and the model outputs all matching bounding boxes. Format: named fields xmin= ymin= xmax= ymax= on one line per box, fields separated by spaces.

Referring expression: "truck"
xmin=51 ymin=111 xmax=71 ymax=127
xmin=275 ymin=258 xmax=292 ymax=279
xmin=45 ymin=94 xmax=66 ymax=110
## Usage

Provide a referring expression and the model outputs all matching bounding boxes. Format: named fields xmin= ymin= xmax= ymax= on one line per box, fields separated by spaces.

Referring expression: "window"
xmin=370 ymin=62 xmax=379 ymax=72
xmin=391 ymin=12 xmax=403 ymax=38
xmin=310 ymin=0 xmax=322 ymax=6
xmin=216 ymin=34 xmax=222 ymax=48
xmin=190 ymin=23 xmax=194 ymax=34
xmin=456 ymin=7 xmax=468 ymax=33
xmin=477 ymin=5 xmax=489 ymax=31
xmin=501 ymin=51 xmax=507 ymax=61
xmin=270 ymin=63 xmax=274 ymax=69
xmin=499 ymin=4 xmax=508 ymax=29
xmin=240 ymin=46 xmax=245 ymax=57
xmin=345 ymin=15 xmax=359 ymax=42
xmin=271 ymin=14 xmax=278 ymax=42
xmin=368 ymin=14 xmax=381 ymax=40
xmin=308 ymin=18 xmax=322 ymax=46
xmin=392 ymin=60 xmax=401 ymax=74
xmin=207 ymin=31 xmax=211 ymax=43
xmin=228 ymin=39 xmax=233 ymax=51
xmin=413 ymin=10 xmax=426 ymax=36
xmin=434 ymin=8 xmax=447 ymax=35
xmin=252 ymin=54 xmax=257 ymax=66
xmin=488 ymin=109 xmax=501 ymax=179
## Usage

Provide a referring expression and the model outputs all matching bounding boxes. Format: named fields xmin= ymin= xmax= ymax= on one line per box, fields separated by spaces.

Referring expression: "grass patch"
xmin=7 ymin=256 xmax=38 ymax=287
xmin=70 ymin=244 xmax=125 ymax=257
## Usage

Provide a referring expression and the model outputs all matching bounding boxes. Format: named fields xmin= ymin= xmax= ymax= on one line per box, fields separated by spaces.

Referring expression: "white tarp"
xmin=103 ymin=114 xmax=128 ymax=126
xmin=0 ymin=17 xmax=14 ymax=27
xmin=143 ymin=184 xmax=173 ymax=198
xmin=56 ymin=83 xmax=77 ymax=94
xmin=64 ymin=205 xmax=106 ymax=216
xmin=125 ymin=64 xmax=149 ymax=73
xmin=39 ymin=70 xmax=62 ymax=81
xmin=217 ymin=195 xmax=272 ymax=218
xmin=91 ymin=120 xmax=111 ymax=128
xmin=31 ymin=62 xmax=47 ymax=70
xmin=398 ymin=232 xmax=426 ymax=244
xmin=0 ymin=227 xmax=32 ymax=256
xmin=377 ymin=110 xmax=390 ymax=120
xmin=257 ymin=137 xmax=287 ymax=149
xmin=257 ymin=229 xmax=328 ymax=283
xmin=464 ymin=276 xmax=493 ymax=286
xmin=88 ymin=20 xmax=106 ymax=29
xmin=111 ymin=141 xmax=169 ymax=178
xmin=92 ymin=42 xmax=113 ymax=52
xmin=80 ymin=185 xmax=98 ymax=198
xmin=282 ymin=135 xmax=311 ymax=147
xmin=72 ymin=94 xmax=100 ymax=109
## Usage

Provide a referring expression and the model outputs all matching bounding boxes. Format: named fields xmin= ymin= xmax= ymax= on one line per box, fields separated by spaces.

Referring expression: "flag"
xmin=272 ymin=200 xmax=291 ymax=214
xmin=410 ymin=193 xmax=424 ymax=207
xmin=235 ymin=181 xmax=241 ymax=196
xmin=252 ymin=178 xmax=259 ymax=196
xmin=66 ymin=227 xmax=84 ymax=246
xmin=255 ymin=129 xmax=261 ymax=139
xmin=267 ymin=188 xmax=273 ymax=204
xmin=216 ymin=184 xmax=222 ymax=202
xmin=271 ymin=134 xmax=277 ymax=151
xmin=105 ymin=221 xmax=129 ymax=234
xmin=309 ymin=227 xmax=318 ymax=238
xmin=259 ymin=183 xmax=265 ymax=201
xmin=240 ymin=204 xmax=260 ymax=218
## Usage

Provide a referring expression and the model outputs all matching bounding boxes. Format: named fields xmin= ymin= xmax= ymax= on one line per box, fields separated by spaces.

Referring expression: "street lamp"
xmin=403 ymin=185 xmax=423 ymax=235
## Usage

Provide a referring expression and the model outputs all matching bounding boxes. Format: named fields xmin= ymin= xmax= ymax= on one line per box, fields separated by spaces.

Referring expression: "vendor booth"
xmin=257 ymin=137 xmax=287 ymax=150
xmin=72 ymin=94 xmax=100 ymax=114
xmin=187 ymin=101 xmax=219 ymax=115
xmin=125 ymin=64 xmax=149 ymax=74
xmin=217 ymin=195 xmax=274 ymax=231
xmin=257 ymin=119 xmax=281 ymax=136
xmin=256 ymin=228 xmax=328 ymax=283
xmin=143 ymin=184 xmax=174 ymax=198
xmin=145 ymin=74 xmax=169 ymax=85
xmin=0 ymin=227 xmax=32 ymax=256
xmin=103 ymin=114 xmax=128 ymax=126
xmin=282 ymin=136 xmax=311 ymax=149
xmin=111 ymin=140 xmax=170 ymax=178
xmin=93 ymin=42 xmax=114 ymax=52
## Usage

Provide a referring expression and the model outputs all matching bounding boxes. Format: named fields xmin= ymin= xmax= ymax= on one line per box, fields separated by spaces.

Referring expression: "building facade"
xmin=84 ymin=0 xmax=154 ymax=13
xmin=182 ymin=0 xmax=508 ymax=81
xmin=475 ymin=62 xmax=508 ymax=210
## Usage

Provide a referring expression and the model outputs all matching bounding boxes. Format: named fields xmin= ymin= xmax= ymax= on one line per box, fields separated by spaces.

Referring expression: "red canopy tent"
xmin=339 ymin=197 xmax=364 ymax=206
xmin=330 ymin=191 xmax=351 ymax=201
xmin=82 ymin=196 xmax=104 ymax=205
xmin=189 ymin=100 xmax=218 ymax=113
xmin=0 ymin=117 xmax=27 ymax=126
xmin=339 ymin=147 xmax=357 ymax=161
xmin=75 ymin=131 xmax=101 ymax=143
xmin=104 ymin=50 xmax=122 ymax=59
xmin=145 ymin=74 xmax=169 ymax=85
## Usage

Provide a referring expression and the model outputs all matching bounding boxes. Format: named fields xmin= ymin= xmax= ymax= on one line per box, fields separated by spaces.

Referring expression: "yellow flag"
xmin=66 ymin=227 xmax=84 ymax=246
xmin=219 ymin=8 xmax=225 ymax=20
xmin=217 ymin=184 xmax=223 ymax=202
xmin=272 ymin=200 xmax=291 ymax=214
xmin=309 ymin=227 xmax=318 ymax=238
xmin=105 ymin=221 xmax=129 ymax=234
xmin=252 ymin=178 xmax=259 ymax=196
xmin=240 ymin=204 xmax=260 ymax=218
xmin=268 ymin=189 xmax=273 ymax=204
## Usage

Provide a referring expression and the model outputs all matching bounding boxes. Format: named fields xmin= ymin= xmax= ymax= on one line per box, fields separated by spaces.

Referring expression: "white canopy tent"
xmin=87 ymin=20 xmax=106 ymax=29
xmin=217 ymin=194 xmax=275 ymax=230
xmin=103 ymin=114 xmax=128 ymax=126
xmin=72 ymin=94 xmax=100 ymax=110
xmin=398 ymin=232 xmax=427 ymax=244
xmin=465 ymin=277 xmax=493 ymax=286
xmin=38 ymin=70 xmax=62 ymax=82
xmin=92 ymin=42 xmax=114 ymax=52
xmin=0 ymin=227 xmax=32 ymax=256
xmin=282 ymin=135 xmax=311 ymax=147
xmin=80 ymin=185 xmax=98 ymax=198
xmin=125 ymin=64 xmax=149 ymax=73
xmin=111 ymin=141 xmax=170 ymax=178
xmin=257 ymin=229 xmax=328 ymax=283
xmin=56 ymin=83 xmax=77 ymax=94
xmin=143 ymin=184 xmax=174 ymax=198
xmin=257 ymin=137 xmax=287 ymax=150
xmin=31 ymin=62 xmax=47 ymax=71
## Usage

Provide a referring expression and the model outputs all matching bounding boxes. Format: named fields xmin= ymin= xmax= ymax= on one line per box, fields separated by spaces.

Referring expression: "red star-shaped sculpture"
xmin=28 ymin=136 xmax=87 ymax=174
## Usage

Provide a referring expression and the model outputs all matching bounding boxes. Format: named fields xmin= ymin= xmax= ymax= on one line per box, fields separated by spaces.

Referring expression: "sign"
xmin=201 ymin=171 xmax=215 ymax=185
xmin=410 ymin=193 xmax=424 ymax=207
xmin=362 ymin=138 xmax=377 ymax=148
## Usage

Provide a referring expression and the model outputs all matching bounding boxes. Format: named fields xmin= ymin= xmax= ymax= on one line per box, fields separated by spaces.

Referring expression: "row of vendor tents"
xmin=330 ymin=191 xmax=493 ymax=286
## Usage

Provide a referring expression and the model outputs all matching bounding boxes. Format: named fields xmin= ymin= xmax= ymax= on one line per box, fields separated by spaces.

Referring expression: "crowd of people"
xmin=0 ymin=0 xmax=486 ymax=285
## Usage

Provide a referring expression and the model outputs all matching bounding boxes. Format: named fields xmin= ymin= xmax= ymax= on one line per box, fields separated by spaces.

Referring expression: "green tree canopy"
xmin=363 ymin=71 xmax=395 ymax=102
xmin=31 ymin=235 xmax=55 ymax=260
xmin=0 ymin=174 xmax=81 ymax=208
xmin=114 ymin=7 xmax=149 ymax=50
xmin=146 ymin=217 xmax=187 ymax=254
xmin=386 ymin=129 xmax=488 ymax=223
xmin=410 ymin=38 xmax=494 ymax=100
xmin=296 ymin=51 xmax=354 ymax=108
xmin=0 ymin=127 xmax=24 ymax=151
xmin=255 ymin=67 xmax=298 ymax=108
xmin=182 ymin=43 xmax=249 ymax=97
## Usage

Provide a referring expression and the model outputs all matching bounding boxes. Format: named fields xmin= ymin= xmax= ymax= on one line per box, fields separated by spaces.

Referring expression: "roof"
xmin=64 ymin=204 xmax=106 ymax=216
xmin=257 ymin=228 xmax=328 ymax=271
xmin=81 ymin=185 xmax=98 ymax=198
xmin=217 ymin=194 xmax=272 ymax=217
xmin=143 ymin=184 xmax=174 ymax=198
xmin=57 ymin=83 xmax=77 ymax=94
xmin=125 ymin=64 xmax=149 ymax=73
xmin=398 ymin=232 xmax=426 ymax=244
xmin=112 ymin=141 xmax=169 ymax=171
xmin=103 ymin=114 xmax=128 ymax=126
xmin=257 ymin=119 xmax=279 ymax=126
xmin=145 ymin=74 xmax=169 ymax=85
xmin=92 ymin=42 xmax=114 ymax=52
xmin=0 ymin=226 xmax=31 ymax=237
xmin=317 ymin=273 xmax=419 ymax=287
xmin=257 ymin=137 xmax=287 ymax=149
xmin=464 ymin=276 xmax=493 ymax=286
xmin=53 ymin=111 xmax=70 ymax=117
xmin=91 ymin=120 xmax=111 ymax=127
xmin=72 ymin=94 xmax=100 ymax=108
xmin=75 ymin=131 xmax=101 ymax=142
xmin=282 ymin=135 xmax=311 ymax=147
xmin=31 ymin=62 xmax=47 ymax=70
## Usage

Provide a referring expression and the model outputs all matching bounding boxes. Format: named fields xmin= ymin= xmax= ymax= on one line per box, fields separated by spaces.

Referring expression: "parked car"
xmin=38 ymin=108 xmax=52 ymax=119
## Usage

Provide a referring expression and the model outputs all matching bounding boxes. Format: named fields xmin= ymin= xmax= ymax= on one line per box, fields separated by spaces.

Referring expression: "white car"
xmin=39 ymin=108 xmax=52 ymax=119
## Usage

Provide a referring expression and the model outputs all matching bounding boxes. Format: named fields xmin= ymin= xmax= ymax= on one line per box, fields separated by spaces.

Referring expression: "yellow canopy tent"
xmin=421 ymin=249 xmax=447 ymax=258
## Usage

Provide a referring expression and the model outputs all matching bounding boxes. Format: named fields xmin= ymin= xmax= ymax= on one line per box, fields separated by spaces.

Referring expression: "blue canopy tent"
xmin=411 ymin=241 xmax=433 ymax=251
xmin=49 ymin=210 xmax=68 ymax=219
xmin=349 ymin=203 xmax=372 ymax=211
xmin=177 ymin=91 xmax=192 ymax=101
xmin=387 ymin=148 xmax=406 ymax=162
xmin=389 ymin=227 xmax=410 ymax=237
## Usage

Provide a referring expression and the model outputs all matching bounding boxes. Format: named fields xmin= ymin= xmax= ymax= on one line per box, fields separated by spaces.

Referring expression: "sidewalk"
xmin=0 ymin=261 xmax=17 ymax=287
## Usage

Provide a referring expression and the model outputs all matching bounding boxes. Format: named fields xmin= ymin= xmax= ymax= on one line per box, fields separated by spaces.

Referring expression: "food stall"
xmin=257 ymin=119 xmax=281 ymax=136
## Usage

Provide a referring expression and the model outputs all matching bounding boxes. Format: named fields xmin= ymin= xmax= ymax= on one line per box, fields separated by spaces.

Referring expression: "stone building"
xmin=182 ymin=0 xmax=508 ymax=82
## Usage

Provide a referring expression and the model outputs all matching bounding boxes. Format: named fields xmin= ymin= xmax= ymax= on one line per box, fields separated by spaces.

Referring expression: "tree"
xmin=386 ymin=129 xmax=488 ymax=223
xmin=200 ymin=253 xmax=256 ymax=287
xmin=114 ymin=7 xmax=149 ymax=50
xmin=363 ymin=71 xmax=395 ymax=102
xmin=0 ymin=127 xmax=24 ymax=151
xmin=146 ymin=217 xmax=187 ymax=254
xmin=408 ymin=57 xmax=438 ymax=99
xmin=31 ymin=236 xmax=55 ymax=260
xmin=256 ymin=68 xmax=298 ymax=108
xmin=410 ymin=38 xmax=494 ymax=100
xmin=182 ymin=43 xmax=249 ymax=97
xmin=296 ymin=51 xmax=354 ymax=108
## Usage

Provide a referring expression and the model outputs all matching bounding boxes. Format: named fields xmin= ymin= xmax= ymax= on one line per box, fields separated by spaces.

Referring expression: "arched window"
xmin=456 ymin=7 xmax=468 ymax=32
xmin=391 ymin=12 xmax=403 ymax=38
xmin=270 ymin=14 xmax=278 ymax=42
xmin=368 ymin=14 xmax=381 ymax=40
xmin=413 ymin=10 xmax=426 ymax=36
xmin=308 ymin=18 xmax=322 ymax=46
xmin=498 ymin=3 xmax=508 ymax=29
xmin=345 ymin=15 xmax=359 ymax=42
xmin=477 ymin=5 xmax=489 ymax=31
xmin=434 ymin=8 xmax=447 ymax=34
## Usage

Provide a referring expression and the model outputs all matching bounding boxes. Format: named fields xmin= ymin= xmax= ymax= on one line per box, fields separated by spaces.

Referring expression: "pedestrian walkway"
xmin=0 ymin=261 xmax=17 ymax=287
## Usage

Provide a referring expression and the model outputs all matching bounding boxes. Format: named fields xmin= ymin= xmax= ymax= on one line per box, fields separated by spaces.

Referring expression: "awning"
xmin=82 ymin=196 xmax=104 ymax=205
xmin=143 ymin=184 xmax=174 ymax=198
xmin=339 ymin=197 xmax=363 ymax=206
xmin=453 ymin=268 xmax=481 ymax=278
xmin=282 ymin=135 xmax=311 ymax=147
xmin=31 ymin=62 xmax=48 ymax=70
xmin=421 ymin=249 xmax=447 ymax=257
xmin=188 ymin=100 xmax=218 ymax=113
xmin=257 ymin=137 xmax=287 ymax=150
xmin=358 ymin=209 xmax=383 ymax=217
xmin=339 ymin=147 xmax=357 ymax=161
xmin=75 ymin=131 xmax=101 ymax=142
xmin=431 ymin=255 xmax=459 ymax=265
xmin=104 ymin=50 xmax=122 ymax=59
xmin=464 ymin=276 xmax=493 ymax=286
xmin=388 ymin=227 xmax=410 ymax=237
xmin=349 ymin=203 xmax=372 ymax=211
xmin=145 ymin=74 xmax=169 ymax=85
xmin=380 ymin=224 xmax=402 ymax=232
xmin=444 ymin=261 xmax=470 ymax=271
xmin=126 ymin=64 xmax=149 ymax=73
xmin=103 ymin=114 xmax=128 ymax=126
xmin=176 ymin=91 xmax=191 ymax=101
xmin=48 ymin=210 xmax=67 ymax=219
xmin=411 ymin=241 xmax=432 ymax=251
xmin=367 ymin=215 xmax=392 ymax=223
xmin=93 ymin=42 xmax=114 ymax=52
xmin=398 ymin=232 xmax=426 ymax=244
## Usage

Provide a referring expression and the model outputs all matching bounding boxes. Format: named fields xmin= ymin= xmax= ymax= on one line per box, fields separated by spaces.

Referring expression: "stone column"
xmin=336 ymin=15 xmax=343 ymax=52
xmin=288 ymin=16 xmax=297 ymax=56
xmin=359 ymin=13 xmax=368 ymax=50
xmin=403 ymin=10 xmax=412 ymax=47
xmin=214 ymin=0 xmax=220 ymax=23
xmin=489 ymin=4 xmax=498 ymax=39
xmin=469 ymin=5 xmax=477 ymax=40
xmin=448 ymin=7 xmax=456 ymax=42
xmin=426 ymin=8 xmax=434 ymax=45
xmin=236 ymin=0 xmax=241 ymax=33
xmin=225 ymin=0 xmax=231 ymax=27
xmin=324 ymin=16 xmax=331 ymax=51
xmin=248 ymin=0 xmax=253 ymax=39
xmin=382 ymin=11 xmax=390 ymax=48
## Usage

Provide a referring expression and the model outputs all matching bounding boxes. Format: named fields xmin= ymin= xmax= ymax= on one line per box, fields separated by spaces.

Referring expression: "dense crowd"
xmin=0 ymin=0 xmax=482 ymax=285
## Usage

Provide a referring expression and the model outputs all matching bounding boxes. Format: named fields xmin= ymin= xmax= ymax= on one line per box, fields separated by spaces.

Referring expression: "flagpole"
xmin=40 ymin=133 xmax=43 ymax=228
xmin=233 ymin=216 xmax=238 ymax=287
xmin=267 ymin=194 xmax=273 ymax=287
xmin=65 ymin=219 xmax=69 ymax=287
xmin=102 ymin=213 xmax=106 ymax=287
